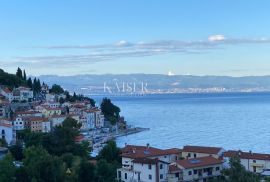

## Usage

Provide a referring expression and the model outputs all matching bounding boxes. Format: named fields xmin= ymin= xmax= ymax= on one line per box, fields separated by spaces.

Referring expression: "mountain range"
xmin=38 ymin=74 xmax=270 ymax=95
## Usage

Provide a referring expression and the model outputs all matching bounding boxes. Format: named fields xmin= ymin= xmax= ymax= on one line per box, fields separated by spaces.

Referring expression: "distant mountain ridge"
xmin=38 ymin=74 xmax=270 ymax=94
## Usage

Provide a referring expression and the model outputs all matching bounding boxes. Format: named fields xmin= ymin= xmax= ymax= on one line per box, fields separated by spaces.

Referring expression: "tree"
xmin=23 ymin=70 xmax=27 ymax=81
xmin=78 ymin=160 xmax=95 ymax=182
xmin=0 ymin=138 xmax=7 ymax=147
xmin=16 ymin=67 xmax=23 ymax=79
xmin=101 ymin=98 xmax=121 ymax=125
xmin=27 ymin=78 xmax=33 ymax=89
xmin=95 ymin=159 xmax=117 ymax=182
xmin=9 ymin=142 xmax=24 ymax=161
xmin=50 ymin=84 xmax=65 ymax=94
xmin=223 ymin=156 xmax=260 ymax=182
xmin=59 ymin=97 xmax=65 ymax=104
xmin=97 ymin=140 xmax=121 ymax=163
xmin=42 ymin=117 xmax=88 ymax=157
xmin=23 ymin=146 xmax=64 ymax=182
xmin=0 ymin=153 xmax=16 ymax=182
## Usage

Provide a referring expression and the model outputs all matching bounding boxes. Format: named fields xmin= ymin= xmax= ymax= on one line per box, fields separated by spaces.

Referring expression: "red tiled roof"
xmin=224 ymin=150 xmax=270 ymax=161
xmin=50 ymin=115 xmax=67 ymax=119
xmin=16 ymin=110 xmax=40 ymax=115
xmin=84 ymin=108 xmax=101 ymax=113
xmin=44 ymin=107 xmax=62 ymax=111
xmin=25 ymin=117 xmax=49 ymax=122
xmin=175 ymin=156 xmax=223 ymax=169
xmin=121 ymin=145 xmax=181 ymax=159
xmin=3 ymin=88 xmax=11 ymax=93
xmin=183 ymin=145 xmax=222 ymax=154
xmin=0 ymin=123 xmax=12 ymax=127
xmin=132 ymin=158 xmax=159 ymax=164
xmin=75 ymin=135 xmax=85 ymax=142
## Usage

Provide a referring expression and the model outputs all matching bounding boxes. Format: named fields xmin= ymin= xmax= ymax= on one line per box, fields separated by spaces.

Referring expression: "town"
xmin=1 ymin=68 xmax=270 ymax=182
xmin=117 ymin=144 xmax=270 ymax=182
xmin=0 ymin=68 xmax=136 ymax=157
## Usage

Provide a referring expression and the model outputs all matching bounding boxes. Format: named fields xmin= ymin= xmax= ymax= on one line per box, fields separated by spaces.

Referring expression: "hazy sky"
xmin=1 ymin=0 xmax=270 ymax=76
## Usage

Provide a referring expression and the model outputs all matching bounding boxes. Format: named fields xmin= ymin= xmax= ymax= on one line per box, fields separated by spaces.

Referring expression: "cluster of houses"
xmin=0 ymin=86 xmax=33 ymax=102
xmin=117 ymin=144 xmax=270 ymax=182
xmin=0 ymin=85 xmax=105 ymax=146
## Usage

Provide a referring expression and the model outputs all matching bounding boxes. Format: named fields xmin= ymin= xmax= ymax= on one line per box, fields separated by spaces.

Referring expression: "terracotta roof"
xmin=75 ymin=135 xmax=84 ymax=142
xmin=133 ymin=158 xmax=159 ymax=164
xmin=169 ymin=163 xmax=180 ymax=173
xmin=50 ymin=115 xmax=67 ymax=119
xmin=0 ymin=122 xmax=12 ymax=127
xmin=25 ymin=117 xmax=49 ymax=122
xmin=183 ymin=145 xmax=222 ymax=154
xmin=2 ymin=88 xmax=11 ymax=93
xmin=174 ymin=156 xmax=223 ymax=169
xmin=44 ymin=107 xmax=62 ymax=111
xmin=16 ymin=110 xmax=40 ymax=115
xmin=121 ymin=145 xmax=181 ymax=159
xmin=224 ymin=150 xmax=270 ymax=161
xmin=84 ymin=108 xmax=101 ymax=113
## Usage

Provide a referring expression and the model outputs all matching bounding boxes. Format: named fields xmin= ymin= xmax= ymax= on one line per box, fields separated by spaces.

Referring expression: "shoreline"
xmin=114 ymin=127 xmax=150 ymax=138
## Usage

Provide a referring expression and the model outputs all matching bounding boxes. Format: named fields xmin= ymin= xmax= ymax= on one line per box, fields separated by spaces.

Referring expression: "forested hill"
xmin=0 ymin=68 xmax=27 ymax=88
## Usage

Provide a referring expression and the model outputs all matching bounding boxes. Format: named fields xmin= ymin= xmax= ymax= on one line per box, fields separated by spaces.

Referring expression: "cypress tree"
xmin=16 ymin=67 xmax=23 ymax=79
xmin=23 ymin=70 xmax=27 ymax=80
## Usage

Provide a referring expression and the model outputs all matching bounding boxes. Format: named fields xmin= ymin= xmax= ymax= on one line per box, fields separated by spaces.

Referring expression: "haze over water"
xmin=94 ymin=93 xmax=270 ymax=153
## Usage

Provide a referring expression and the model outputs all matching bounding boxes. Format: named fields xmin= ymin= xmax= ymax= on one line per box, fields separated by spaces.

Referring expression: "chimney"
xmin=146 ymin=143 xmax=150 ymax=149
xmin=249 ymin=150 xmax=253 ymax=155
xmin=238 ymin=150 xmax=241 ymax=156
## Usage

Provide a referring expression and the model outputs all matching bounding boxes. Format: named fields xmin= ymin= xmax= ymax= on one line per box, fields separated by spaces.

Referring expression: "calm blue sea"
xmin=92 ymin=93 xmax=270 ymax=153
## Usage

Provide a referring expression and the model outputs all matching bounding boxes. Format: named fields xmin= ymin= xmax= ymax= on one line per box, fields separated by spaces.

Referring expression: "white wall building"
xmin=182 ymin=145 xmax=225 ymax=160
xmin=224 ymin=150 xmax=270 ymax=173
xmin=168 ymin=156 xmax=223 ymax=182
xmin=0 ymin=122 xmax=15 ymax=145
xmin=13 ymin=117 xmax=25 ymax=130
xmin=117 ymin=144 xmax=181 ymax=182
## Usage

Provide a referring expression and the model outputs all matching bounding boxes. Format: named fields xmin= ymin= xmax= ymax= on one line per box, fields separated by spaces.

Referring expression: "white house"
xmin=0 ymin=122 xmax=15 ymax=145
xmin=117 ymin=144 xmax=181 ymax=182
xmin=224 ymin=150 xmax=270 ymax=173
xmin=83 ymin=108 xmax=105 ymax=129
xmin=0 ymin=88 xmax=14 ymax=102
xmin=182 ymin=145 xmax=225 ymax=159
xmin=41 ymin=119 xmax=51 ymax=133
xmin=17 ymin=87 xmax=33 ymax=101
xmin=42 ymin=102 xmax=60 ymax=108
xmin=168 ymin=156 xmax=223 ymax=182
xmin=13 ymin=117 xmax=25 ymax=130
xmin=49 ymin=115 xmax=67 ymax=127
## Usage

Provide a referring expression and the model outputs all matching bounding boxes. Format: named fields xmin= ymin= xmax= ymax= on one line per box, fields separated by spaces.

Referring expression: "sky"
xmin=1 ymin=0 xmax=270 ymax=76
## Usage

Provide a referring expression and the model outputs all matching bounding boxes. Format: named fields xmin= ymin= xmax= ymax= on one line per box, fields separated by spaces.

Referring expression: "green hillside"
xmin=0 ymin=68 xmax=27 ymax=88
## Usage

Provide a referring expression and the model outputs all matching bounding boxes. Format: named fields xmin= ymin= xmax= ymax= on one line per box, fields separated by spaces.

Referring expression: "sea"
xmin=91 ymin=93 xmax=270 ymax=153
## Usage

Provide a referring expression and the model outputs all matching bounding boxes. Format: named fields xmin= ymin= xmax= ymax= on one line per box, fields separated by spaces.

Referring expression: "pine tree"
xmin=27 ymin=78 xmax=33 ymax=89
xmin=16 ymin=67 xmax=23 ymax=79
xmin=23 ymin=70 xmax=27 ymax=80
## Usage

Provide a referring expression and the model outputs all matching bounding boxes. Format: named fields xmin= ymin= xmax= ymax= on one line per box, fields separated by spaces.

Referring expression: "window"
xmin=253 ymin=160 xmax=256 ymax=163
xmin=148 ymin=164 xmax=152 ymax=170
xmin=194 ymin=153 xmax=197 ymax=158
xmin=188 ymin=171 xmax=192 ymax=175
xmin=216 ymin=167 xmax=220 ymax=171
xmin=160 ymin=174 xmax=163 ymax=179
xmin=125 ymin=173 xmax=127 ymax=179
xmin=164 ymin=155 xmax=167 ymax=158
xmin=175 ymin=156 xmax=178 ymax=160
xmin=194 ymin=169 xmax=197 ymax=174
xmin=188 ymin=153 xmax=191 ymax=157
xmin=160 ymin=164 xmax=163 ymax=169
xmin=118 ymin=171 xmax=121 ymax=179
xmin=149 ymin=175 xmax=152 ymax=180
